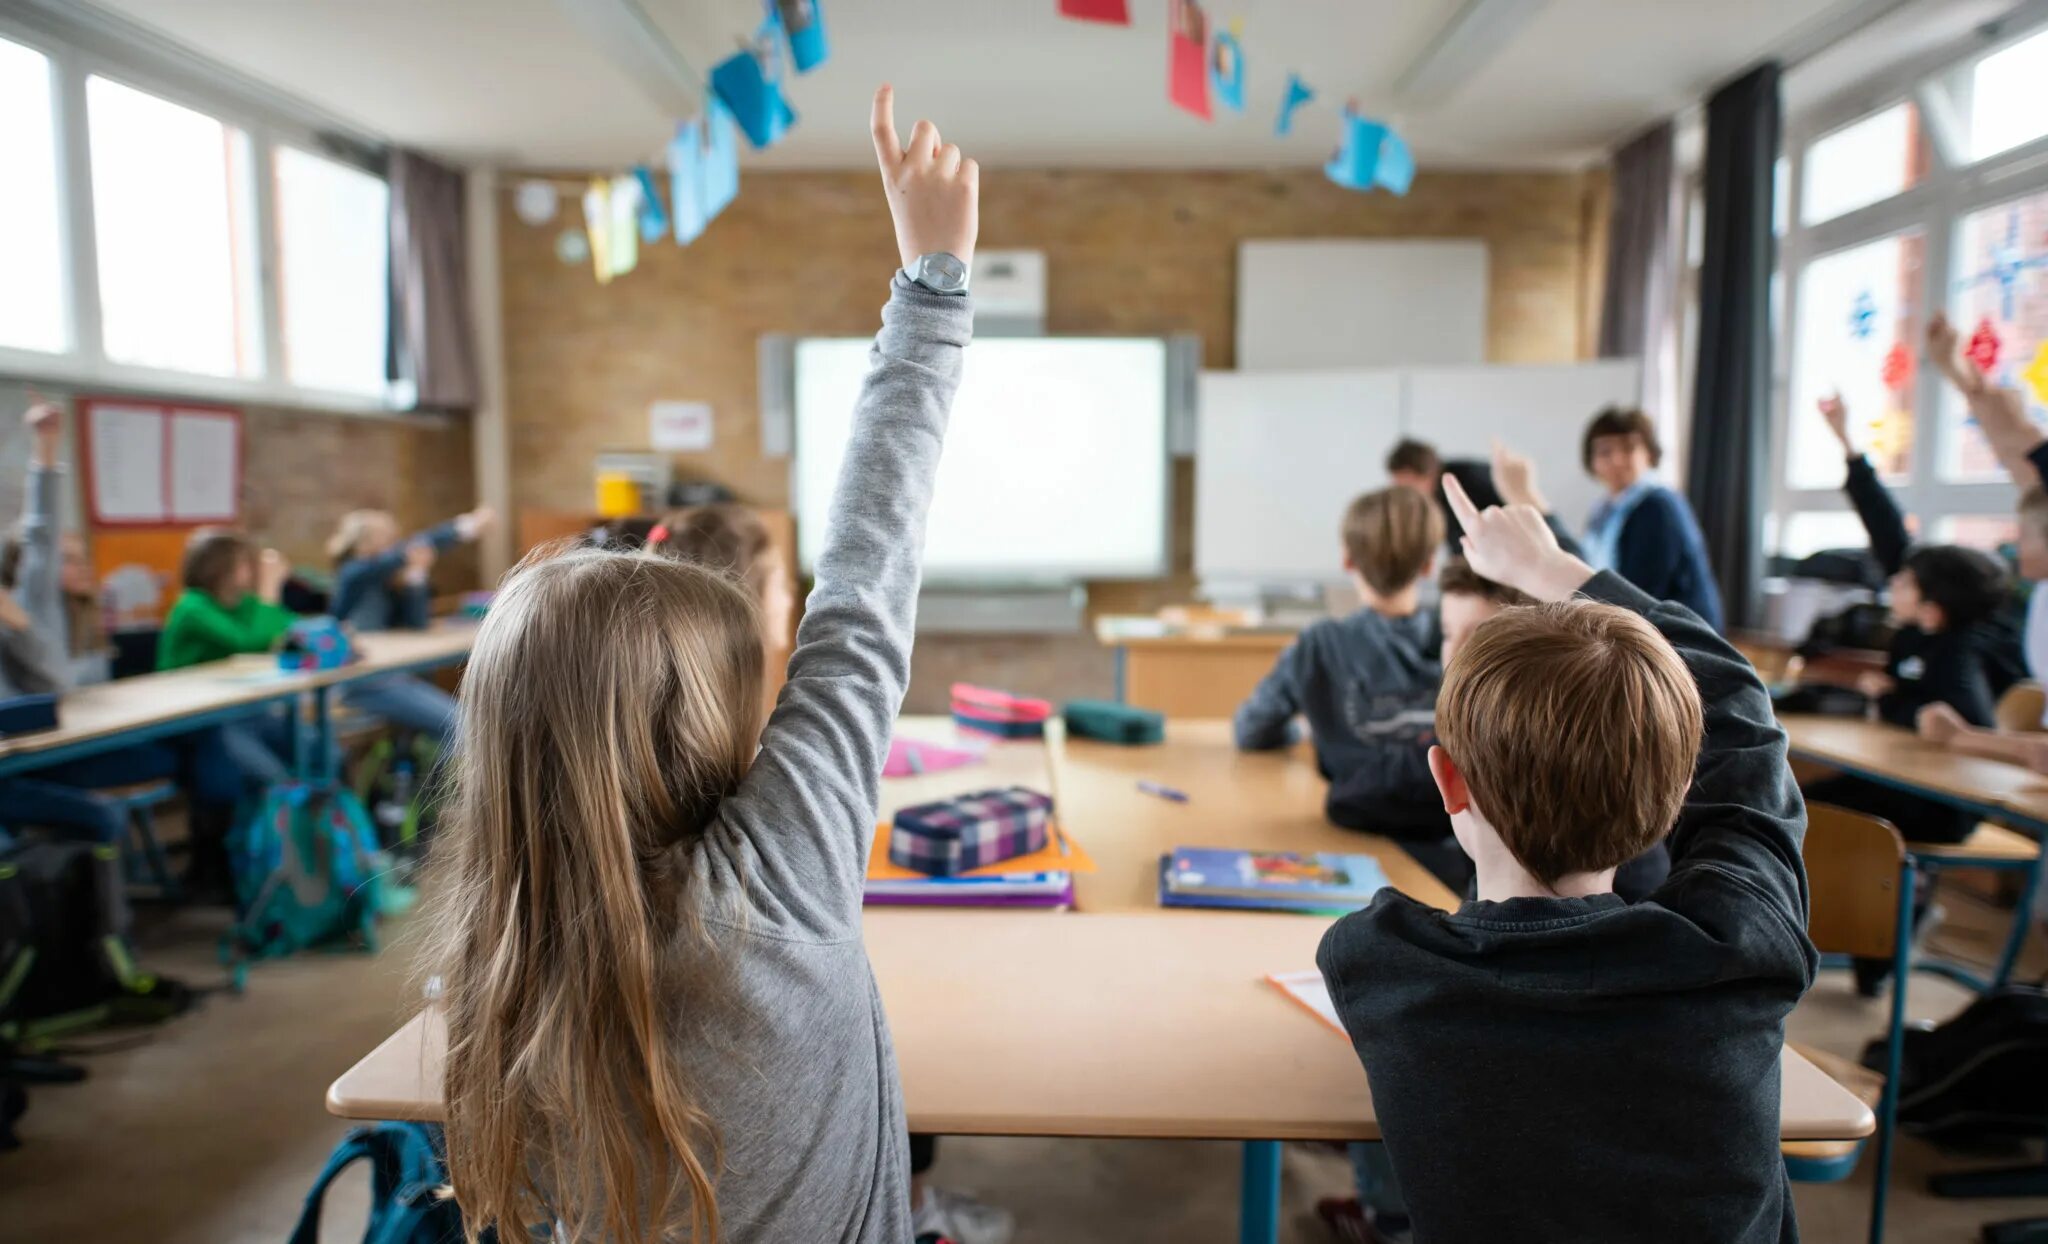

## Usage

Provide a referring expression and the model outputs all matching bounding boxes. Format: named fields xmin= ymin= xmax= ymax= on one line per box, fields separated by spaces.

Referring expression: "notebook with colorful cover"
xmin=1159 ymin=848 xmax=1388 ymax=911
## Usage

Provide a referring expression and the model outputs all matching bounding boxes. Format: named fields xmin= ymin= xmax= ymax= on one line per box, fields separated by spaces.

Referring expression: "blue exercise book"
xmin=1157 ymin=848 xmax=1389 ymax=913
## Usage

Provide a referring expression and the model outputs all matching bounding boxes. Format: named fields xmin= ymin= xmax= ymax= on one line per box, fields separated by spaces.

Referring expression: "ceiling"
xmin=76 ymin=0 xmax=1984 ymax=171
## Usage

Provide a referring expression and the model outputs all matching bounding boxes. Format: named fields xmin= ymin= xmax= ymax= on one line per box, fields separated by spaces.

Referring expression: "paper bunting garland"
xmin=1847 ymin=290 xmax=1876 ymax=340
xmin=1210 ymin=24 xmax=1245 ymax=113
xmin=1276 ymin=74 xmax=1315 ymax=136
xmin=775 ymin=0 xmax=829 ymax=73
xmin=582 ymin=179 xmax=612 ymax=285
xmin=1967 ymin=317 xmax=2003 ymax=375
xmin=606 ymin=175 xmax=641 ymax=277
xmin=633 ymin=167 xmax=668 ymax=243
xmin=1327 ymin=107 xmax=1414 ymax=195
xmin=2024 ymin=341 xmax=2048 ymax=407
xmin=670 ymin=96 xmax=742 ymax=246
xmin=1058 ymin=0 xmax=1130 ymax=23
xmin=713 ymin=15 xmax=797 ymax=149
xmin=1880 ymin=341 xmax=1913 ymax=391
xmin=1167 ymin=0 xmax=1210 ymax=120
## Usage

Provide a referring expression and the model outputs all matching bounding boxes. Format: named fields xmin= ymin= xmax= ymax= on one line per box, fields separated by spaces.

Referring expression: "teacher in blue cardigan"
xmin=1580 ymin=406 xmax=1724 ymax=628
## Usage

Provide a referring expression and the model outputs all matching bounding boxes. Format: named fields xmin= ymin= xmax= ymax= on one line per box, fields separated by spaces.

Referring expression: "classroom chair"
xmin=104 ymin=781 xmax=181 ymax=900
xmin=1911 ymin=681 xmax=2046 ymax=994
xmin=1786 ymin=802 xmax=1914 ymax=1244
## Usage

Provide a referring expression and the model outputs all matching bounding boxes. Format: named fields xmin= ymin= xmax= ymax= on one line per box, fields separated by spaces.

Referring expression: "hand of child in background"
xmin=402 ymin=540 xmax=437 ymax=583
xmin=1916 ymin=701 xmax=1967 ymax=746
xmin=455 ymin=505 xmax=496 ymax=541
xmin=257 ymin=548 xmax=290 ymax=604
xmin=1855 ymin=669 xmax=1895 ymax=700
xmin=25 ymin=400 xmax=61 ymax=468
xmin=1489 ymin=440 xmax=1548 ymax=511
xmin=870 ymin=85 xmax=979 ymax=271
xmin=1817 ymin=392 xmax=1854 ymax=456
xmin=1443 ymin=473 xmax=1594 ymax=604
xmin=1927 ymin=312 xmax=1986 ymax=398
xmin=0 ymin=588 xmax=28 ymax=633
xmin=2024 ymin=736 xmax=2048 ymax=776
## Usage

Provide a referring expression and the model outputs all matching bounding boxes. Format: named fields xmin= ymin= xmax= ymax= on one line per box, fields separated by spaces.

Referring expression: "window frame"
xmin=1770 ymin=11 xmax=2048 ymax=560
xmin=0 ymin=10 xmax=393 ymax=414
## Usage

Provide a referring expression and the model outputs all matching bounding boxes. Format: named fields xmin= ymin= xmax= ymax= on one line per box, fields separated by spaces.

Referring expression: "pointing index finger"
xmin=1442 ymin=471 xmax=1483 ymax=531
xmin=870 ymin=85 xmax=901 ymax=171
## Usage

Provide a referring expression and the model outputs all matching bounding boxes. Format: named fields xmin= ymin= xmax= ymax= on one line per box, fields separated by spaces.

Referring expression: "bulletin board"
xmin=76 ymin=398 xmax=242 ymax=527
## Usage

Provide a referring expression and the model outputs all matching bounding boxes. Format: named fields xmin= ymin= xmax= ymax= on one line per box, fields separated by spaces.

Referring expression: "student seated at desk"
xmin=419 ymin=87 xmax=988 ymax=1244
xmin=1233 ymin=487 xmax=1443 ymax=838
xmin=1807 ymin=389 xmax=2022 ymax=844
xmin=1318 ymin=477 xmax=1814 ymax=1244
xmin=0 ymin=403 xmax=243 ymax=874
xmin=326 ymin=505 xmax=493 ymax=748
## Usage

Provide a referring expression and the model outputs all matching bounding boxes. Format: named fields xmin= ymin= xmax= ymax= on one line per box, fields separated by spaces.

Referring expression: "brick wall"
xmin=500 ymin=167 xmax=1608 ymax=710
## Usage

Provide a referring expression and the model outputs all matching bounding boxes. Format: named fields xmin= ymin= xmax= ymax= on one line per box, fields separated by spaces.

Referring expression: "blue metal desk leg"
xmin=1994 ymin=852 xmax=2045 ymax=989
xmin=1240 ymin=1140 xmax=1281 ymax=1244
xmin=312 ymin=685 xmax=336 ymax=786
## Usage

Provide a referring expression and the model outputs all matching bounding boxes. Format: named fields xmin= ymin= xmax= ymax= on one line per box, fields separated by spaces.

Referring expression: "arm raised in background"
xmin=13 ymin=404 xmax=69 ymax=673
xmin=1234 ymin=643 xmax=1306 ymax=751
xmin=1488 ymin=440 xmax=1584 ymax=559
xmin=1821 ymin=393 xmax=1912 ymax=575
xmin=710 ymin=87 xmax=979 ymax=938
xmin=1446 ymin=475 xmax=1811 ymax=946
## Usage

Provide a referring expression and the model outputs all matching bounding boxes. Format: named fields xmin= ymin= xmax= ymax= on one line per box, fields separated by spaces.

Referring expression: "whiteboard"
xmin=1405 ymin=360 xmax=1645 ymax=538
xmin=1195 ymin=359 xmax=1644 ymax=586
xmin=1195 ymin=370 xmax=1405 ymax=583
xmin=793 ymin=337 xmax=1169 ymax=582
xmin=1237 ymin=240 xmax=1486 ymax=371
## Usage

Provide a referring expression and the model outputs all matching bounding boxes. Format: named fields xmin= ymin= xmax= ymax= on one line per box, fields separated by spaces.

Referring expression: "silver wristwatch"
xmin=906 ymin=252 xmax=970 ymax=295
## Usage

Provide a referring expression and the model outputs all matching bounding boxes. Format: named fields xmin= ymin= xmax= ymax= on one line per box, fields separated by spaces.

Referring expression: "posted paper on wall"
xmin=650 ymin=401 xmax=715 ymax=453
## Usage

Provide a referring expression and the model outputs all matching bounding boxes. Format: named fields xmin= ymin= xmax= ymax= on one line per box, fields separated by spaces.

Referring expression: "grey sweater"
xmin=670 ymin=276 xmax=968 ymax=1244
xmin=1 ymin=465 xmax=68 ymax=700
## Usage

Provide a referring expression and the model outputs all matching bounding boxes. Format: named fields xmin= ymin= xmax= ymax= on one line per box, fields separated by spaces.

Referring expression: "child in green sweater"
xmin=157 ymin=528 xmax=295 ymax=671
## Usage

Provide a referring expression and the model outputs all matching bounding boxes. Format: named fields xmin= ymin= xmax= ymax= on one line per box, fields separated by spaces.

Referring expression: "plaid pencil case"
xmin=889 ymin=786 xmax=1055 ymax=877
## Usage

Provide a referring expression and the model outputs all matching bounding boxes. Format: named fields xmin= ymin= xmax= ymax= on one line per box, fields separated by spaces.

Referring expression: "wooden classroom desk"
xmin=0 ymin=621 xmax=481 ymax=780
xmin=1780 ymin=713 xmax=2048 ymax=834
xmin=329 ymin=913 xmax=1873 ymax=1145
xmin=1098 ymin=627 xmax=1296 ymax=718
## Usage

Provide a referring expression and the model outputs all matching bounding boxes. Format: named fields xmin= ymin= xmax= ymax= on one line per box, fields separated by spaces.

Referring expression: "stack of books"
xmin=1158 ymin=848 xmax=1388 ymax=914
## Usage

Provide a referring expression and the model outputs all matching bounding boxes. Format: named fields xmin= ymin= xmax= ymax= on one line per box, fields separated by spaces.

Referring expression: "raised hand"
xmin=456 ymin=505 xmax=496 ymax=541
xmin=1489 ymin=439 xmax=1546 ymax=511
xmin=869 ymin=85 xmax=978 ymax=271
xmin=25 ymin=401 xmax=60 ymax=468
xmin=1442 ymin=473 xmax=1593 ymax=604
xmin=1928 ymin=312 xmax=1985 ymax=398
xmin=1817 ymin=392 xmax=1853 ymax=454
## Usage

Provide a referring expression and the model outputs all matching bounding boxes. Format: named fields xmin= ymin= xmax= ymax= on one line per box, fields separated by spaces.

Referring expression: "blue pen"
xmin=1137 ymin=780 xmax=1189 ymax=803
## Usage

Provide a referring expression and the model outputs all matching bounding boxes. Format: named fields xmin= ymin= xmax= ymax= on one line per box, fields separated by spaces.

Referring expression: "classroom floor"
xmin=5 ymin=885 xmax=2048 ymax=1242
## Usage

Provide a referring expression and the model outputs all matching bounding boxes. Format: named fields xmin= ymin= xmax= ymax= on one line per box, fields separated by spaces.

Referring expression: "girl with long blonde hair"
xmin=424 ymin=86 xmax=979 ymax=1244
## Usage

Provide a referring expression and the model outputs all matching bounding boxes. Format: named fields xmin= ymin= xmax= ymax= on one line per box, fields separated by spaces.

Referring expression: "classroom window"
xmin=1941 ymin=191 xmax=2048 ymax=481
xmin=1800 ymin=103 xmax=1929 ymax=226
xmin=87 ymin=75 xmax=261 ymax=378
xmin=0 ymin=36 xmax=68 ymax=354
xmin=1774 ymin=511 xmax=1873 ymax=559
xmin=274 ymin=146 xmax=390 ymax=397
xmin=1786 ymin=231 xmax=1924 ymax=490
xmin=1963 ymin=28 xmax=2048 ymax=162
xmin=1934 ymin=514 xmax=2020 ymax=550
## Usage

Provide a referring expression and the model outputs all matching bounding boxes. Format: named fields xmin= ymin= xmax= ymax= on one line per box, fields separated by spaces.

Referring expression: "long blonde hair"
xmin=422 ymin=545 xmax=766 ymax=1243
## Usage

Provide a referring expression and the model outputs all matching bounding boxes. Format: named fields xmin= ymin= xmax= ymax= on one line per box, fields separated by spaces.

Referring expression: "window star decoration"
xmin=1966 ymin=317 xmax=2004 ymax=376
xmin=1848 ymin=290 xmax=1877 ymax=340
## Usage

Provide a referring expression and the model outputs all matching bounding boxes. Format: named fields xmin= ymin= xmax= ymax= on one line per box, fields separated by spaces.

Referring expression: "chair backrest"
xmin=1996 ymin=680 xmax=2046 ymax=735
xmin=1803 ymin=802 xmax=1908 ymax=960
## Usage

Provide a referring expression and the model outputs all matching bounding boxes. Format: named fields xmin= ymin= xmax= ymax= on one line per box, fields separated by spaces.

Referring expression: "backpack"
xmin=290 ymin=1121 xmax=481 ymax=1244
xmin=224 ymin=784 xmax=393 ymax=970
xmin=1864 ymin=986 xmax=2048 ymax=1146
xmin=0 ymin=842 xmax=191 ymax=1045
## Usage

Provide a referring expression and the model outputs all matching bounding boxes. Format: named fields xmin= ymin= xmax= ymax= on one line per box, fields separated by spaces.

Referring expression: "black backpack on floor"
xmin=0 ymin=841 xmax=191 ymax=1044
xmin=1865 ymin=986 xmax=2048 ymax=1146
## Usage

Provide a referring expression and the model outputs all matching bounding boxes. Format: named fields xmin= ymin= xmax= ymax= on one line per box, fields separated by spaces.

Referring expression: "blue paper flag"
xmin=633 ymin=166 xmax=668 ymax=243
xmin=775 ymin=0 xmax=828 ymax=73
xmin=1848 ymin=290 xmax=1878 ymax=340
xmin=669 ymin=96 xmax=743 ymax=246
xmin=1210 ymin=28 xmax=1245 ymax=113
xmin=1276 ymin=74 xmax=1314 ymax=136
xmin=1326 ymin=109 xmax=1414 ymax=196
xmin=713 ymin=18 xmax=797 ymax=150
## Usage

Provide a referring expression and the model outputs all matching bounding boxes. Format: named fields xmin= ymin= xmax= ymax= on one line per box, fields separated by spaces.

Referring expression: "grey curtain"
xmin=1598 ymin=120 xmax=1674 ymax=370
xmin=387 ymin=150 xmax=478 ymax=413
xmin=1686 ymin=63 xmax=1781 ymax=629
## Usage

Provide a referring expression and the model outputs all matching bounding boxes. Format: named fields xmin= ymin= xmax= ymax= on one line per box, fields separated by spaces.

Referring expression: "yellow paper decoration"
xmin=2024 ymin=341 xmax=2048 ymax=407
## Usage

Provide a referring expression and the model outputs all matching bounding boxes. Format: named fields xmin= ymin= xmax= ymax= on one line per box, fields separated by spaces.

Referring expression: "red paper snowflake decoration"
xmin=1881 ymin=341 xmax=1913 ymax=391
xmin=1967 ymin=317 xmax=2004 ymax=374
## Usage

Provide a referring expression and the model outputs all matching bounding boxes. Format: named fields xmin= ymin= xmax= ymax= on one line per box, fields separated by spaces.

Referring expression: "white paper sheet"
xmin=168 ymin=409 xmax=238 ymax=521
xmin=1267 ymin=969 xmax=1346 ymax=1037
xmin=88 ymin=403 xmax=167 ymax=522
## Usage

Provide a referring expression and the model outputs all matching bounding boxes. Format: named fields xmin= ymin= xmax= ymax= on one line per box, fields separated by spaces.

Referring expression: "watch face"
xmin=923 ymin=254 xmax=967 ymax=289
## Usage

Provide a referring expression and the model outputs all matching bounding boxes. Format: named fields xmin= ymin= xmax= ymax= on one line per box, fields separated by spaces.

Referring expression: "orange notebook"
xmin=865 ymin=818 xmax=1097 ymax=881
